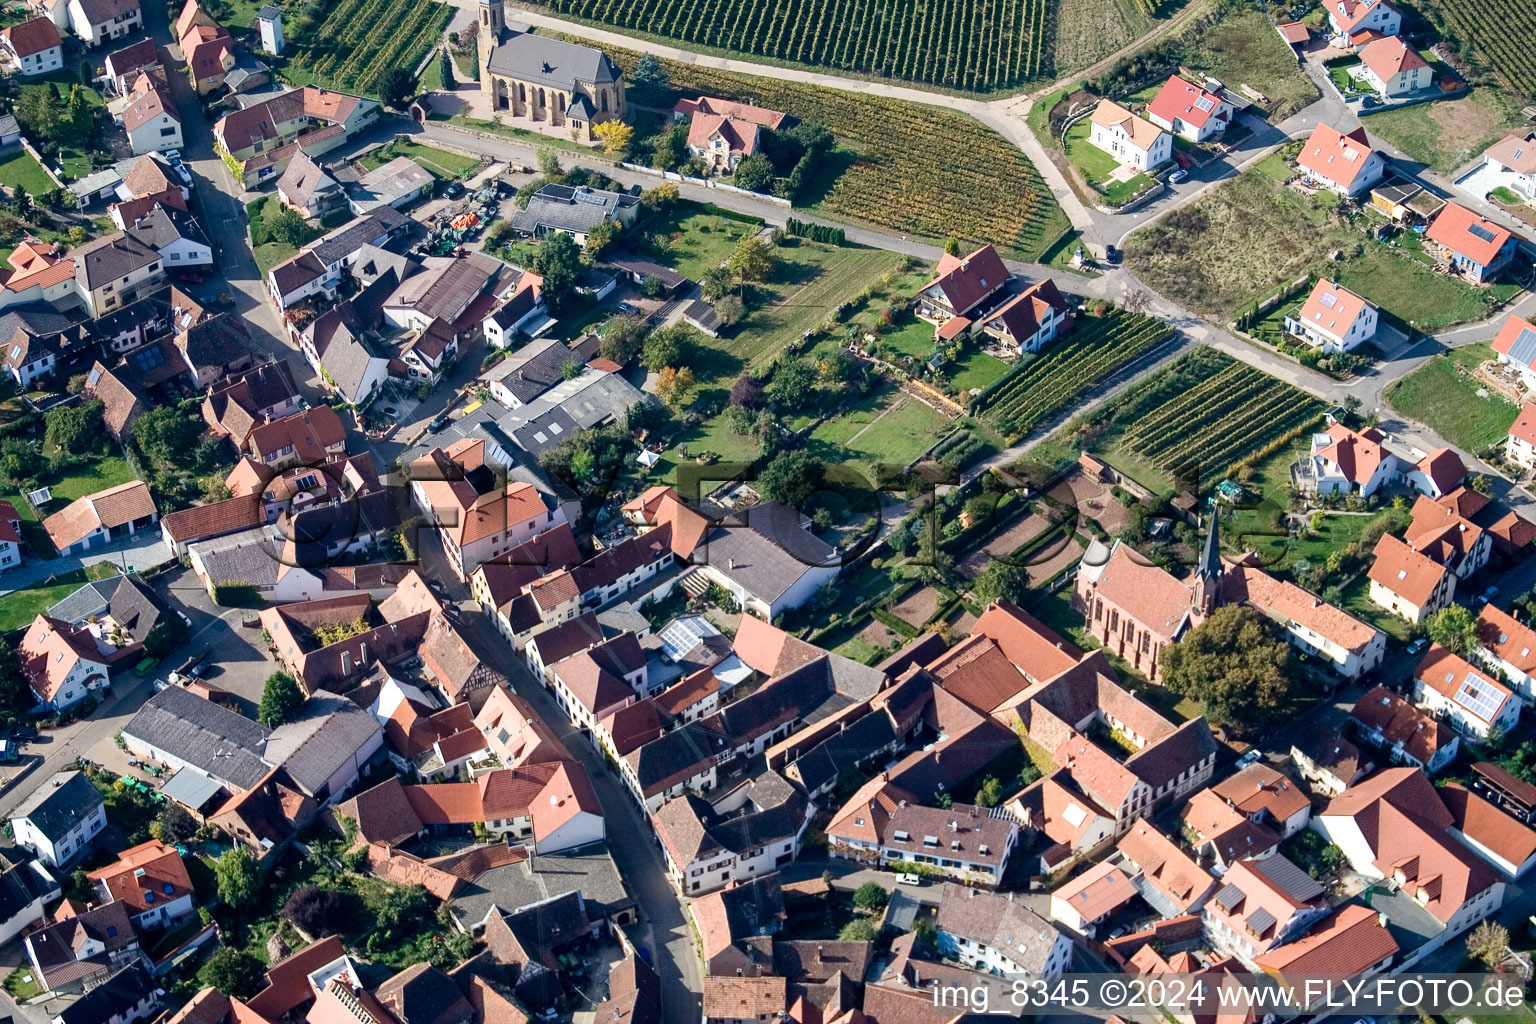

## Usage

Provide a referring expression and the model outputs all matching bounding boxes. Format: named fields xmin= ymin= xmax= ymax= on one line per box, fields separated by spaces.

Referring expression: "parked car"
xmin=429 ymin=413 xmax=451 ymax=432
xmin=1407 ymin=637 xmax=1428 ymax=655
xmin=896 ymin=873 xmax=923 ymax=886
xmin=1169 ymin=168 xmax=1189 ymax=184
xmin=1235 ymin=749 xmax=1262 ymax=769
xmin=1103 ymin=244 xmax=1120 ymax=265
xmin=1484 ymin=585 xmax=1500 ymax=600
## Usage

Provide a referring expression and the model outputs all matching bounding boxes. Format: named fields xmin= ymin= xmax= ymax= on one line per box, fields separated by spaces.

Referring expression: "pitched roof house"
xmin=1146 ymin=75 xmax=1234 ymax=142
xmin=1351 ymin=684 xmax=1458 ymax=772
xmin=1296 ymin=124 xmax=1385 ymax=195
xmin=1367 ymin=531 xmax=1454 ymax=624
xmin=1428 ymin=203 xmax=1520 ymax=282
xmin=42 ymin=479 xmax=158 ymax=557
xmin=1412 ymin=643 xmax=1522 ymax=740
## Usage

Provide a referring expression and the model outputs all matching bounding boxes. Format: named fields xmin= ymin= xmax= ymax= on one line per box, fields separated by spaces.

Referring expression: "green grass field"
xmin=948 ymin=349 xmax=1011 ymax=395
xmin=1063 ymin=120 xmax=1153 ymax=204
xmin=0 ymin=564 xmax=120 ymax=633
xmin=1363 ymin=87 xmax=1525 ymax=173
xmin=1384 ymin=343 xmax=1519 ymax=453
xmin=0 ymin=150 xmax=55 ymax=195
xmin=807 ymin=385 xmax=952 ymax=483
xmin=1332 ymin=246 xmax=1502 ymax=330
xmin=359 ymin=141 xmax=479 ymax=180
xmin=639 ymin=201 xmax=763 ymax=283
xmin=1181 ymin=6 xmax=1319 ymax=119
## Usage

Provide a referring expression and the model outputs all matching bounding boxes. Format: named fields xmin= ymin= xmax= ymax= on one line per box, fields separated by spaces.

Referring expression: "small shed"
xmin=683 ymin=299 xmax=722 ymax=337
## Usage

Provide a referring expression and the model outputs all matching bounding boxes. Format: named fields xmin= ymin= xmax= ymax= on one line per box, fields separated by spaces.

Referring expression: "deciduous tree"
xmin=1424 ymin=604 xmax=1478 ymax=656
xmin=214 ymin=845 xmax=260 ymax=907
xmin=592 ymin=120 xmax=633 ymax=156
xmin=258 ymin=671 xmax=303 ymax=727
xmin=654 ymin=366 xmax=695 ymax=410
xmin=1159 ymin=606 xmax=1299 ymax=730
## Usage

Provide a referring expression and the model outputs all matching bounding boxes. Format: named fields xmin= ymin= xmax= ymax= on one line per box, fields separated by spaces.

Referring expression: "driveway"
xmin=0 ymin=532 xmax=171 ymax=598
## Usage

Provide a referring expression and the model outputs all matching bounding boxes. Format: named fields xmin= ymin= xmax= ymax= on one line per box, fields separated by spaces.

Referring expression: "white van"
xmin=897 ymin=873 xmax=923 ymax=886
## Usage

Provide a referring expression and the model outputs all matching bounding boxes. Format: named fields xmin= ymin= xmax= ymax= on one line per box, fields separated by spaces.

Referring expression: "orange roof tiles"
xmin=1254 ymin=904 xmax=1398 ymax=975
xmin=1090 ymin=99 xmax=1165 ymax=151
xmin=1350 ymin=684 xmax=1454 ymax=766
xmin=1297 ymin=124 xmax=1377 ymax=190
xmin=1367 ymin=532 xmax=1448 ymax=607
xmin=1117 ymin=818 xmax=1214 ymax=913
xmin=1224 ymin=566 xmax=1380 ymax=654
xmin=1439 ymin=782 xmax=1536 ymax=870
xmin=971 ymin=600 xmax=1082 ymax=681
xmin=1053 ymin=859 xmax=1137 ymax=922
xmin=1477 ymin=603 xmax=1536 ymax=675
xmin=1359 ymin=36 xmax=1429 ymax=79
xmin=1429 ymin=203 xmax=1514 ymax=267
xmin=1296 ymin=279 xmax=1374 ymax=343
xmin=86 ymin=839 xmax=192 ymax=915
xmin=1211 ymin=764 xmax=1311 ymax=825
xmin=1415 ymin=643 xmax=1515 ymax=727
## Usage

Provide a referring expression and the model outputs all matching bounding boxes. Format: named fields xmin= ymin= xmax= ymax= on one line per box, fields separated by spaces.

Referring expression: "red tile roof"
xmin=1211 ymin=764 xmax=1311 ymax=825
xmin=1296 ymin=279 xmax=1373 ymax=343
xmin=1 ymin=17 xmax=60 ymax=57
xmin=1297 ymin=124 xmax=1377 ymax=190
xmin=1253 ymin=903 xmax=1398 ymax=975
xmin=1366 ymin=532 xmax=1448 ymax=607
xmin=1414 ymin=448 xmax=1466 ymax=494
xmin=86 ymin=839 xmax=192 ymax=915
xmin=1415 ymin=642 xmax=1515 ymax=728
xmin=919 ymin=244 xmax=1010 ymax=317
xmin=1350 ymin=684 xmax=1454 ymax=765
xmin=1440 ymin=782 xmax=1536 ymax=869
xmin=1051 ymin=859 xmax=1137 ymax=923
xmin=1429 ymin=203 xmax=1514 ymax=267
xmin=1493 ymin=315 xmax=1536 ymax=368
xmin=1359 ymin=36 xmax=1429 ymax=80
xmin=1148 ymin=75 xmax=1227 ymax=130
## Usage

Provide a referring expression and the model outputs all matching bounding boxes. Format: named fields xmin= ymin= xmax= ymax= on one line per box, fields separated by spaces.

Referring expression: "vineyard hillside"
xmin=611 ymin=48 xmax=1072 ymax=260
xmin=1421 ymin=0 xmax=1536 ymax=100
xmin=547 ymin=0 xmax=1165 ymax=93
xmin=972 ymin=308 xmax=1173 ymax=440
xmin=283 ymin=0 xmax=451 ymax=95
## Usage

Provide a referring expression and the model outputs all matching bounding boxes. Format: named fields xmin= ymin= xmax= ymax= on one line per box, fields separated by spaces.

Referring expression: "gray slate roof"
xmin=451 ymin=844 xmax=634 ymax=927
xmin=508 ymin=184 xmax=638 ymax=237
xmin=122 ymin=685 xmax=271 ymax=790
xmin=263 ymin=693 xmax=381 ymax=795
xmin=188 ymin=526 xmax=283 ymax=589
xmin=46 ymin=578 xmax=120 ymax=624
xmin=8 ymin=771 xmax=103 ymax=844
xmin=73 ymin=232 xmax=160 ymax=291
xmin=486 ymin=33 xmax=621 ymax=89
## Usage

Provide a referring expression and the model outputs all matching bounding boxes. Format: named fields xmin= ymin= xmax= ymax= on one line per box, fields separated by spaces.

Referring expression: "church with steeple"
xmin=476 ymin=0 xmax=625 ymax=141
xmin=1075 ymin=506 xmax=1387 ymax=682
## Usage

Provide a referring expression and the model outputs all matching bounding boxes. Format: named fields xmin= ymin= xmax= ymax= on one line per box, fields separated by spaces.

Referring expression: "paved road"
xmin=410 ymin=534 xmax=703 ymax=1024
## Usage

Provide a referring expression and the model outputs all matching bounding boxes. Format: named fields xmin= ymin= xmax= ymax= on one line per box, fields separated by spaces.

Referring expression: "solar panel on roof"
xmin=1506 ymin=328 xmax=1536 ymax=368
xmin=1468 ymin=224 xmax=1498 ymax=244
xmin=131 ymin=346 xmax=164 ymax=371
xmin=1454 ymin=675 xmax=1504 ymax=722
xmin=1194 ymin=97 xmax=1215 ymax=112
xmin=1320 ymin=292 xmax=1338 ymax=308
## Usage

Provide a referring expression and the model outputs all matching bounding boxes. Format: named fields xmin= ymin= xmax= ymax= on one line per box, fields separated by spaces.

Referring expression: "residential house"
xmin=913 ymin=243 xmax=1012 ymax=337
xmin=651 ymin=773 xmax=810 ymax=895
xmin=480 ymin=272 xmax=547 ymax=349
xmin=1492 ymin=315 xmax=1536 ymax=396
xmin=0 ymin=501 xmax=18 ymax=572
xmin=200 ymin=361 xmax=302 ymax=447
xmin=1412 ymin=643 xmax=1522 ymax=740
xmin=1358 ymin=36 xmax=1432 ymax=97
xmin=81 ymin=361 xmax=147 ymax=442
xmin=72 ymin=231 xmax=164 ymax=315
xmin=976 ymin=278 xmax=1072 ymax=354
xmin=1351 ymin=683 xmax=1459 ymax=772
xmin=507 ymin=183 xmax=641 ymax=244
xmin=1314 ymin=768 xmax=1506 ymax=953
xmin=1326 ymin=0 xmax=1402 ymax=46
xmin=1146 ymin=75 xmax=1234 ymax=143
xmin=17 ymin=615 xmax=111 ymax=711
xmin=1222 ymin=564 xmax=1386 ymax=678
xmin=1428 ymin=202 xmax=1520 ymax=283
xmin=1367 ymin=532 xmax=1454 ymax=624
xmin=259 ymin=594 xmax=431 ymax=696
xmin=1439 ymin=783 xmax=1536 ymax=878
xmin=65 ymin=0 xmax=142 ymax=47
xmin=0 ymin=860 xmax=57 ymax=948
xmin=672 ymin=95 xmax=791 ymax=174
xmin=125 ymin=204 xmax=212 ymax=270
xmin=0 ymin=241 xmax=81 ymax=315
xmin=1 ymin=18 xmax=62 ymax=75
xmin=934 ymin=884 xmax=1072 ymax=978
xmin=245 ymin=405 xmax=348 ymax=470
xmin=382 ymin=251 xmax=522 ymax=383
xmin=347 ymin=155 xmax=433 ymax=215
xmin=9 ymin=771 xmax=107 ymax=868
xmin=1180 ymin=788 xmax=1281 ymax=871
xmin=294 ymin=275 xmax=393 ymax=408
xmin=117 ymin=72 xmax=181 ymax=156
xmin=1404 ymin=492 xmax=1488 ymax=579
xmin=1088 ymin=99 xmax=1171 ymax=171
xmin=1253 ymin=904 xmax=1400 ymax=991
xmin=549 ymin=632 xmax=647 ymax=732
xmin=269 ymin=206 xmax=407 ymax=312
xmin=689 ymin=874 xmax=786 ymax=976
xmin=0 ymin=305 xmax=85 ymax=386
xmin=85 ymin=840 xmax=194 ymax=931
xmin=274 ymin=150 xmax=340 ymax=218
xmin=825 ymin=779 xmax=1019 ymax=887
xmin=1050 ymin=859 xmax=1139 ymax=935
xmin=1480 ymin=132 xmax=1536 ymax=202
xmin=101 ymin=38 xmax=158 ymax=94
xmin=1210 ymin=764 xmax=1312 ymax=838
xmin=1475 ymin=602 xmax=1536 ymax=701
xmin=50 ymin=964 xmax=159 ymax=1024
xmin=1296 ymin=124 xmax=1385 ymax=196
xmin=177 ymin=0 xmax=234 ymax=95
xmin=1201 ymin=856 xmax=1329 ymax=965
xmin=213 ymin=86 xmax=379 ymax=187
xmin=1289 ymin=729 xmax=1372 ymax=796
xmin=1116 ymin=818 xmax=1217 ymax=918
xmin=1283 ymin=278 xmax=1379 ymax=353
xmin=409 ymin=438 xmax=568 ymax=580
xmin=25 ymin=901 xmax=140 ymax=996
xmin=1404 ymin=447 xmax=1467 ymax=499
xmin=42 ymin=480 xmax=158 ymax=557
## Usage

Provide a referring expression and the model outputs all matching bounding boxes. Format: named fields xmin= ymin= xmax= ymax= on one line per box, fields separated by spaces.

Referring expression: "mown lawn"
xmin=948 ymin=349 xmax=1010 ymax=395
xmin=1383 ymin=343 xmax=1518 ymax=453
xmin=0 ymin=456 xmax=138 ymax=559
xmin=0 ymin=150 xmax=55 ymax=195
xmin=359 ymin=140 xmax=479 ymax=180
xmin=1332 ymin=245 xmax=1499 ymax=329
xmin=0 ymin=564 xmax=120 ymax=633
xmin=638 ymin=201 xmax=762 ymax=283
xmin=807 ymin=385 xmax=951 ymax=484
xmin=1063 ymin=119 xmax=1152 ymax=203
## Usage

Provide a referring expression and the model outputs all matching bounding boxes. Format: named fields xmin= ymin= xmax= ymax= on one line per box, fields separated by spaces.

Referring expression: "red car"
xmin=175 ymin=270 xmax=206 ymax=284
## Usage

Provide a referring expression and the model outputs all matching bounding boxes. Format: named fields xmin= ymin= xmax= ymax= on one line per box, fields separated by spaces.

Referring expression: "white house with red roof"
xmin=0 ymin=500 xmax=21 ymax=573
xmin=1306 ymin=422 xmax=1397 ymax=496
xmin=1508 ymin=402 xmax=1536 ymax=469
xmin=1492 ymin=314 xmax=1536 ymax=394
xmin=1296 ymin=124 xmax=1385 ymax=196
xmin=1088 ymin=99 xmax=1171 ymax=171
xmin=1358 ymin=37 xmax=1432 ymax=97
xmin=976 ymin=278 xmax=1072 ymax=354
xmin=913 ymin=243 xmax=1014 ymax=338
xmin=672 ymin=96 xmax=790 ymax=175
xmin=18 ymin=615 xmax=110 ymax=710
xmin=1402 ymin=447 xmax=1467 ymax=500
xmin=1315 ymin=768 xmax=1505 ymax=954
xmin=1325 ymin=0 xmax=1402 ymax=47
xmin=1475 ymin=603 xmax=1536 ymax=702
xmin=1428 ymin=203 xmax=1520 ymax=282
xmin=1368 ymin=532 xmax=1454 ymax=624
xmin=1481 ymin=132 xmax=1536 ymax=202
xmin=1146 ymin=75 xmax=1234 ymax=143
xmin=1283 ymin=278 xmax=1378 ymax=353
xmin=1201 ymin=856 xmax=1330 ymax=965
xmin=1413 ymin=643 xmax=1522 ymax=740
xmin=0 ymin=18 xmax=62 ymax=75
